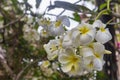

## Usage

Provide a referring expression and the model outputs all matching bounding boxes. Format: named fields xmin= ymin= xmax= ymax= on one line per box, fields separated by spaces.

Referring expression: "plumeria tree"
xmin=0 ymin=0 xmax=119 ymax=80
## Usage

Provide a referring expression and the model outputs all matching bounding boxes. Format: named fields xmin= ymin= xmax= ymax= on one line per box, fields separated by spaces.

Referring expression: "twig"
xmin=106 ymin=17 xmax=115 ymax=24
xmin=15 ymin=59 xmax=41 ymax=80
xmin=45 ymin=13 xmax=57 ymax=16
xmin=0 ymin=14 xmax=25 ymax=30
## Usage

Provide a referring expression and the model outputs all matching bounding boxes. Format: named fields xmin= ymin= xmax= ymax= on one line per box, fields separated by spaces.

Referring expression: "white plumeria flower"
xmin=83 ymin=56 xmax=94 ymax=72
xmin=80 ymin=42 xmax=105 ymax=72
xmin=93 ymin=20 xmax=112 ymax=44
xmin=44 ymin=40 xmax=59 ymax=60
xmin=72 ymin=22 xmax=96 ymax=46
xmin=44 ymin=38 xmax=63 ymax=60
xmin=91 ymin=42 xmax=105 ymax=71
xmin=49 ymin=24 xmax=65 ymax=36
xmin=48 ymin=16 xmax=70 ymax=36
xmin=58 ymin=48 xmax=83 ymax=76
xmin=56 ymin=16 xmax=70 ymax=27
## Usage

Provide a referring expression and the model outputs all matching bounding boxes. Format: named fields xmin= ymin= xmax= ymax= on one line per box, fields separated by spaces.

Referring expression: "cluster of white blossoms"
xmin=42 ymin=16 xmax=112 ymax=77
xmin=23 ymin=17 xmax=40 ymax=42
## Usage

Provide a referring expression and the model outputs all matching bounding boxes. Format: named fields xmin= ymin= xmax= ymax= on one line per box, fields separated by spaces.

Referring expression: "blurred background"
xmin=0 ymin=0 xmax=120 ymax=80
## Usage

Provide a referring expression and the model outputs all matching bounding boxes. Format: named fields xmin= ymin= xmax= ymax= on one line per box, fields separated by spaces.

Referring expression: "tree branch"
xmin=0 ymin=55 xmax=15 ymax=80
xmin=0 ymin=14 xmax=25 ymax=30
xmin=57 ymin=0 xmax=82 ymax=16
xmin=111 ymin=11 xmax=120 ymax=18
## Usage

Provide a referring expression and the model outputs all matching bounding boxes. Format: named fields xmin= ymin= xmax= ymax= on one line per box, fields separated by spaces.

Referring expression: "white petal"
xmin=79 ymin=34 xmax=93 ymax=45
xmin=93 ymin=20 xmax=106 ymax=28
xmin=93 ymin=58 xmax=103 ymax=71
xmin=85 ymin=61 xmax=94 ymax=72
xmin=40 ymin=29 xmax=49 ymax=38
xmin=49 ymin=25 xmax=65 ymax=36
xmin=62 ymin=40 xmax=73 ymax=48
xmin=95 ymin=29 xmax=112 ymax=44
xmin=83 ymin=56 xmax=93 ymax=65
xmin=65 ymin=48 xmax=75 ymax=55
xmin=67 ymin=63 xmax=81 ymax=76
xmin=71 ymin=30 xmax=80 ymax=40
xmin=57 ymin=16 xmax=70 ymax=27
xmin=105 ymin=28 xmax=112 ymax=38
xmin=93 ymin=42 xmax=105 ymax=53
xmin=43 ymin=40 xmax=60 ymax=60
xmin=88 ymin=29 xmax=96 ymax=40
xmin=58 ymin=54 xmax=70 ymax=64
xmin=80 ymin=47 xmax=94 ymax=57
xmin=43 ymin=44 xmax=51 ymax=54
xmin=62 ymin=33 xmax=73 ymax=48
xmin=61 ymin=62 xmax=73 ymax=72
xmin=47 ymin=50 xmax=58 ymax=60
xmin=71 ymin=30 xmax=81 ymax=47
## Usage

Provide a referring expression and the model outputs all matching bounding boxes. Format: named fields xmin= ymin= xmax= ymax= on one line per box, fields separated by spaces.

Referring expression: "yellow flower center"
xmin=69 ymin=55 xmax=79 ymax=63
xmin=71 ymin=65 xmax=75 ymax=71
xmin=88 ymin=43 xmax=94 ymax=49
xmin=59 ymin=40 xmax=63 ymax=49
xmin=50 ymin=45 xmax=58 ymax=53
xmin=79 ymin=26 xmax=90 ymax=34
xmin=94 ymin=53 xmax=100 ymax=58
xmin=88 ymin=61 xmax=93 ymax=68
xmin=40 ymin=19 xmax=51 ymax=26
xmin=55 ymin=20 xmax=62 ymax=27
xmin=100 ymin=27 xmax=105 ymax=32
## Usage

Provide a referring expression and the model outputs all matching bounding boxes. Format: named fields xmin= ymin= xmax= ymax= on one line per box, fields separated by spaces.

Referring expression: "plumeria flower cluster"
xmin=38 ymin=16 xmax=70 ymax=37
xmin=42 ymin=16 xmax=112 ymax=77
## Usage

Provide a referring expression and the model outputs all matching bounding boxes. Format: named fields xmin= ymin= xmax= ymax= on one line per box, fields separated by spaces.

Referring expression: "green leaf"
xmin=73 ymin=12 xmax=81 ymax=22
xmin=99 ymin=3 xmax=107 ymax=10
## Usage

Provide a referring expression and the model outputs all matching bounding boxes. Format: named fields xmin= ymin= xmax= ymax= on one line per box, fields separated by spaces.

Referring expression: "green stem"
xmin=95 ymin=9 xmax=108 ymax=20
xmin=107 ymin=0 xmax=111 ymax=11
xmin=95 ymin=0 xmax=111 ymax=21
